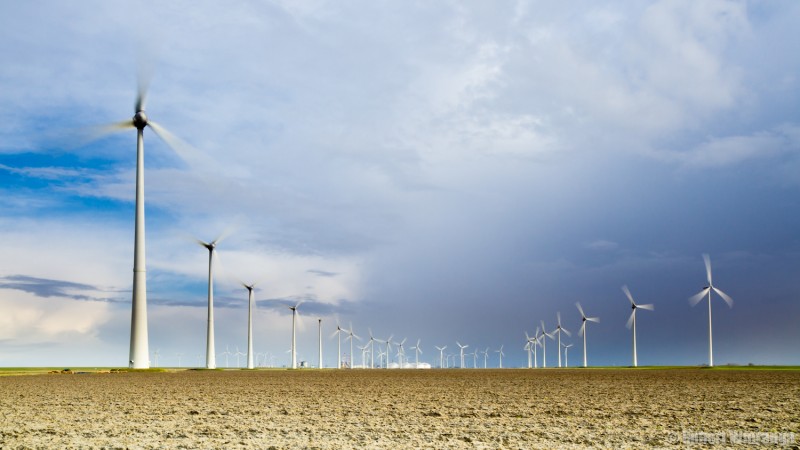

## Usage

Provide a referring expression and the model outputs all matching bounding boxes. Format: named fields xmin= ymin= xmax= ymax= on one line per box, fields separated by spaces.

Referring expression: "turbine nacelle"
xmin=133 ymin=111 xmax=148 ymax=129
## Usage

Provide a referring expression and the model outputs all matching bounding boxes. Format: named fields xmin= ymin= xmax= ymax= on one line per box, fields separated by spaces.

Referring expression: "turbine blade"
xmin=626 ymin=310 xmax=635 ymax=329
xmin=689 ymin=288 xmax=710 ymax=306
xmin=576 ymin=302 xmax=585 ymax=318
xmin=557 ymin=311 xmax=562 ymax=326
xmin=579 ymin=322 xmax=585 ymax=337
xmin=638 ymin=303 xmax=655 ymax=311
xmin=147 ymin=120 xmax=198 ymax=165
xmin=136 ymin=56 xmax=154 ymax=113
xmin=713 ymin=287 xmax=734 ymax=308
xmin=703 ymin=253 xmax=712 ymax=286
xmin=587 ymin=317 xmax=600 ymax=323
xmin=82 ymin=120 xmax=136 ymax=144
xmin=622 ymin=285 xmax=635 ymax=305
xmin=562 ymin=327 xmax=571 ymax=337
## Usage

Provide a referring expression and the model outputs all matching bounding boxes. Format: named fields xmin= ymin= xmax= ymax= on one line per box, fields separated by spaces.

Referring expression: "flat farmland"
xmin=1 ymin=368 xmax=798 ymax=449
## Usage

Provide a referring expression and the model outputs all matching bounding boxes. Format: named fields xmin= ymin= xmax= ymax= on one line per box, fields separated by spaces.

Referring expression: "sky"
xmin=1 ymin=0 xmax=799 ymax=368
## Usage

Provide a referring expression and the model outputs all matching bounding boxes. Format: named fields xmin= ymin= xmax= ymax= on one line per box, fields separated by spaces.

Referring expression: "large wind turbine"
xmin=495 ymin=345 xmax=505 ymax=368
xmin=456 ymin=342 xmax=468 ymax=368
xmin=576 ymin=302 xmax=600 ymax=368
xmin=288 ymin=301 xmax=303 ymax=369
xmin=94 ymin=73 xmax=192 ymax=368
xmin=622 ymin=285 xmax=654 ymax=367
xmin=689 ymin=254 xmax=734 ymax=367
xmin=197 ymin=236 xmax=226 ymax=369
xmin=562 ymin=343 xmax=573 ymax=368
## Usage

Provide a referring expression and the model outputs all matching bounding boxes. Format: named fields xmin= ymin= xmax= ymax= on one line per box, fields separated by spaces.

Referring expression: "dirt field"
xmin=0 ymin=368 xmax=797 ymax=449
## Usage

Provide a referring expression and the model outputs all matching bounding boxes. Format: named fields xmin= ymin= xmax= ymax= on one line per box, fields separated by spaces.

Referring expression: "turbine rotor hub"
xmin=133 ymin=111 xmax=148 ymax=129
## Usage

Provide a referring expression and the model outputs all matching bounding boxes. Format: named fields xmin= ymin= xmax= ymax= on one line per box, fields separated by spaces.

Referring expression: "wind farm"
xmin=2 ymin=1 xmax=800 ymax=448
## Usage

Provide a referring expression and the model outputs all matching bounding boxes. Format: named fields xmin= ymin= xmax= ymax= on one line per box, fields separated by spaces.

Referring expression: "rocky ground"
xmin=0 ymin=368 xmax=798 ymax=449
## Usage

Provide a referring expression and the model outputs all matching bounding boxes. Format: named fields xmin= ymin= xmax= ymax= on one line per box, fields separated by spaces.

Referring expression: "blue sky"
xmin=1 ymin=1 xmax=799 ymax=368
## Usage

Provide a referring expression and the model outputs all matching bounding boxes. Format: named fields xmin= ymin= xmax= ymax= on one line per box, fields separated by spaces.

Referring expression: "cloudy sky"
xmin=1 ymin=1 xmax=799 ymax=368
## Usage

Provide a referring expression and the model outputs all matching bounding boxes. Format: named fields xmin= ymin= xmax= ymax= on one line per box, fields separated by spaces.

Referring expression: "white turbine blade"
xmin=713 ymin=287 xmax=734 ymax=307
xmin=579 ymin=322 xmax=586 ymax=337
xmin=638 ymin=303 xmax=655 ymax=311
xmin=622 ymin=285 xmax=635 ymax=305
xmin=703 ymin=253 xmax=712 ymax=286
xmin=626 ymin=310 xmax=635 ymax=329
xmin=689 ymin=288 xmax=710 ymax=306
xmin=587 ymin=316 xmax=600 ymax=323
xmin=576 ymin=302 xmax=585 ymax=319
xmin=557 ymin=311 xmax=562 ymax=326
xmin=525 ymin=331 xmax=531 ymax=341
xmin=562 ymin=327 xmax=571 ymax=337
xmin=147 ymin=120 xmax=200 ymax=166
xmin=456 ymin=341 xmax=462 ymax=348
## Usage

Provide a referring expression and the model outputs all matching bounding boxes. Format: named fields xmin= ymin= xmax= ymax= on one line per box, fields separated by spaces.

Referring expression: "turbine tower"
xmin=622 ymin=285 xmax=654 ymax=367
xmin=689 ymin=254 xmax=734 ymax=367
xmin=576 ymin=302 xmax=600 ymax=368
xmin=345 ymin=325 xmax=360 ymax=369
xmin=92 ymin=73 xmax=192 ymax=368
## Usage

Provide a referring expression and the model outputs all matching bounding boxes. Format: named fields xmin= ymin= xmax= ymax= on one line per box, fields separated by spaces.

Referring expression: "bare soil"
xmin=0 ymin=368 xmax=798 ymax=449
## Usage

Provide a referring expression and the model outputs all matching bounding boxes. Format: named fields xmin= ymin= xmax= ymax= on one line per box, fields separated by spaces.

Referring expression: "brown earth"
xmin=0 ymin=368 xmax=798 ymax=449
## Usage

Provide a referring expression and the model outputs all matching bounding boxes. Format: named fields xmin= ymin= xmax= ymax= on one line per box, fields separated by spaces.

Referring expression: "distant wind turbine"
xmin=540 ymin=321 xmax=555 ymax=368
xmin=435 ymin=345 xmax=447 ymax=368
xmin=457 ymin=342 xmax=468 ymax=368
xmin=242 ymin=283 xmax=257 ymax=369
xmin=288 ymin=301 xmax=304 ymax=369
xmin=495 ymin=345 xmax=505 ymax=368
xmin=689 ymin=254 xmax=734 ymax=368
xmin=330 ymin=324 xmax=346 ymax=369
xmin=576 ymin=302 xmax=600 ymax=368
xmin=318 ymin=318 xmax=323 ymax=369
xmin=411 ymin=339 xmax=423 ymax=367
xmin=345 ymin=325 xmax=360 ymax=369
xmin=622 ymin=285 xmax=654 ymax=367
xmin=553 ymin=312 xmax=571 ymax=368
xmin=197 ymin=234 xmax=228 ymax=369
xmin=562 ymin=343 xmax=573 ymax=368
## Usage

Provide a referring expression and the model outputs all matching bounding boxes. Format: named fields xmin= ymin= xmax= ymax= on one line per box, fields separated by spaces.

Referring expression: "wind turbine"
xmin=539 ymin=321 xmax=555 ymax=368
xmin=345 ymin=325 xmax=360 ymax=369
xmin=91 ymin=72 xmax=194 ymax=369
xmin=197 ymin=235 xmax=227 ymax=369
xmin=471 ymin=349 xmax=478 ymax=368
xmin=330 ymin=324 xmax=346 ymax=369
xmin=411 ymin=339 xmax=423 ymax=367
xmin=576 ymin=302 xmax=600 ymax=368
xmin=562 ymin=343 xmax=573 ymax=368
xmin=622 ymin=285 xmax=654 ymax=367
xmin=524 ymin=332 xmax=536 ymax=368
xmin=318 ymin=318 xmax=323 ymax=369
xmin=221 ymin=346 xmax=231 ymax=368
xmin=553 ymin=312 xmax=571 ymax=368
xmin=396 ymin=338 xmax=407 ymax=366
xmin=153 ymin=348 xmax=160 ymax=368
xmin=495 ymin=345 xmax=505 ymax=368
xmin=689 ymin=254 xmax=734 ymax=368
xmin=235 ymin=346 xmax=245 ymax=368
xmin=242 ymin=282 xmax=257 ymax=369
xmin=456 ymin=342 xmax=468 ymax=368
xmin=288 ymin=301 xmax=304 ymax=369
xmin=368 ymin=329 xmax=378 ymax=369
xmin=435 ymin=345 xmax=447 ymax=368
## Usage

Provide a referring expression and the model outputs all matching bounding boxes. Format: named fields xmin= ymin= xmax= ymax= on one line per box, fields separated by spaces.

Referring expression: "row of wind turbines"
xmin=95 ymin=75 xmax=733 ymax=370
xmin=525 ymin=254 xmax=733 ymax=368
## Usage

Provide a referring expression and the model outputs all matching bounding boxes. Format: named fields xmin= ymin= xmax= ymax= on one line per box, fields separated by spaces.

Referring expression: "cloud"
xmin=0 ymin=275 xmax=120 ymax=302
